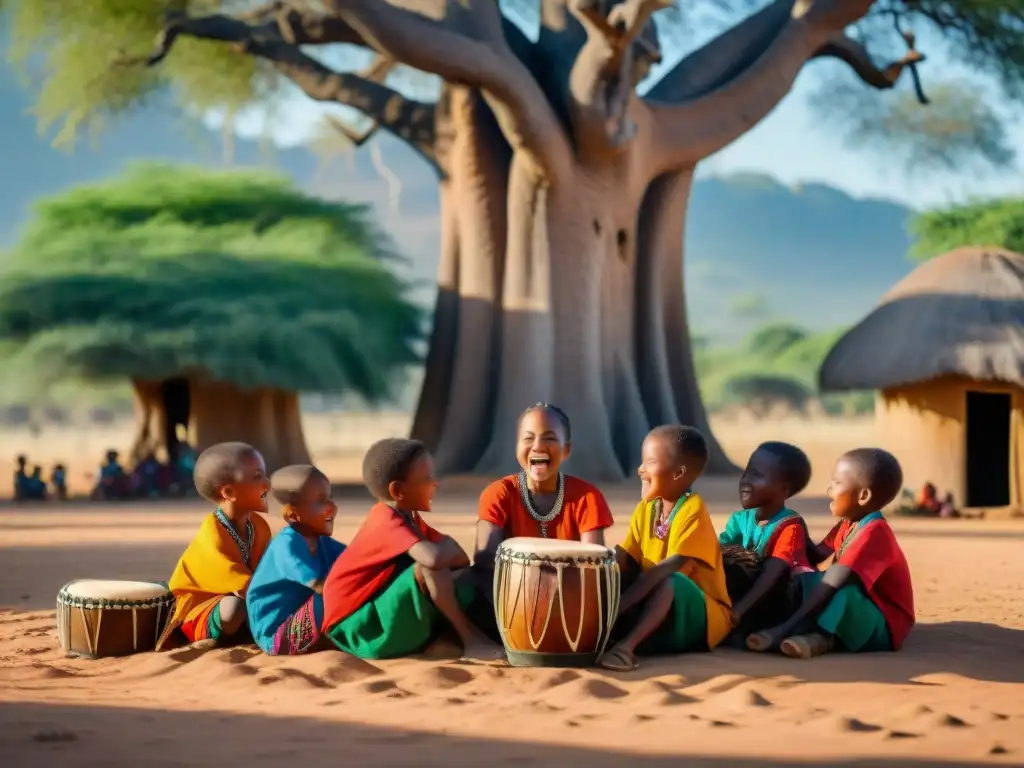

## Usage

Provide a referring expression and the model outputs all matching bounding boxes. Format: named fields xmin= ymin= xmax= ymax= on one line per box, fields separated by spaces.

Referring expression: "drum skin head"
xmin=499 ymin=537 xmax=613 ymax=559
xmin=61 ymin=580 xmax=170 ymax=601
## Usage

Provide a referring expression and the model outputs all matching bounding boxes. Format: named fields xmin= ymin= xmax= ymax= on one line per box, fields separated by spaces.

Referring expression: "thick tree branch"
xmin=144 ymin=9 xmax=438 ymax=171
xmin=328 ymin=0 xmax=572 ymax=180
xmin=646 ymin=0 xmax=877 ymax=170
xmin=567 ymin=0 xmax=669 ymax=156
xmin=812 ymin=31 xmax=930 ymax=104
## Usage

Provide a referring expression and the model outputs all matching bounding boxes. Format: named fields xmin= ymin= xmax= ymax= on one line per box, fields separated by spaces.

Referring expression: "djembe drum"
xmin=56 ymin=579 xmax=174 ymax=659
xmin=494 ymin=537 xmax=619 ymax=668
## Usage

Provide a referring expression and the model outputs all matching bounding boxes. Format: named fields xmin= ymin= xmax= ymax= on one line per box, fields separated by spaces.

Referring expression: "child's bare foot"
xmin=598 ymin=644 xmax=639 ymax=671
xmin=780 ymin=632 xmax=834 ymax=659
xmin=461 ymin=641 xmax=506 ymax=663
xmin=186 ymin=638 xmax=219 ymax=652
xmin=746 ymin=630 xmax=782 ymax=652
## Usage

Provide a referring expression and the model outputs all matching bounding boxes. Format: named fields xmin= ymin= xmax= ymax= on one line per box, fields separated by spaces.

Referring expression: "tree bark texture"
xmin=131 ymin=379 xmax=311 ymax=472
xmin=154 ymin=0 xmax=909 ymax=481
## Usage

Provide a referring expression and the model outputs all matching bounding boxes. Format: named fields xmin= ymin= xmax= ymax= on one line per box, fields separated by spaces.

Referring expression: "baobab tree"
xmin=8 ymin=0 xmax=1020 ymax=479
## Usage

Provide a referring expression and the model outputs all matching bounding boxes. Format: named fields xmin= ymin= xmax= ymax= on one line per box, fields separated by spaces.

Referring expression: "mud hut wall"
xmin=878 ymin=377 xmax=1023 ymax=511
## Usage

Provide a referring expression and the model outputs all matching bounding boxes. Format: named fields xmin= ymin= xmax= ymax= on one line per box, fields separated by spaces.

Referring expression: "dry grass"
xmin=0 ymin=411 xmax=876 ymax=498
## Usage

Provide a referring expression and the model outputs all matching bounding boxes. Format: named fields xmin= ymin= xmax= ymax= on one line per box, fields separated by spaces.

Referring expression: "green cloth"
xmin=207 ymin=603 xmax=224 ymax=639
xmin=326 ymin=565 xmax=475 ymax=659
xmin=637 ymin=572 xmax=708 ymax=655
xmin=802 ymin=573 xmax=892 ymax=652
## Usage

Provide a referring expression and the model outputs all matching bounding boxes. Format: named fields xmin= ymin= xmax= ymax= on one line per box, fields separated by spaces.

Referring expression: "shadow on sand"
xmin=0 ymin=700 xmax=1010 ymax=767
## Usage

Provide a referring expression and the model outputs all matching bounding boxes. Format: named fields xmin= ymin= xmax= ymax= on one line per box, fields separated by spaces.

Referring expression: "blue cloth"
xmin=246 ymin=526 xmax=346 ymax=654
xmin=718 ymin=507 xmax=803 ymax=558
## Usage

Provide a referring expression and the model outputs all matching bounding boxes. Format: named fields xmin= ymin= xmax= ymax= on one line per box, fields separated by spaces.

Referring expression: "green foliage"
xmin=695 ymin=322 xmax=872 ymax=415
xmin=4 ymin=0 xmax=271 ymax=147
xmin=0 ymin=164 xmax=423 ymax=402
xmin=909 ymin=197 xmax=1024 ymax=258
xmin=810 ymin=78 xmax=1016 ymax=173
xmin=721 ymin=373 xmax=812 ymax=414
xmin=745 ymin=322 xmax=808 ymax=356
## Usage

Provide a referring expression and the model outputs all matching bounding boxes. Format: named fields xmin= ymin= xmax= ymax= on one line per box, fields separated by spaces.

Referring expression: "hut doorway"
xmin=965 ymin=391 xmax=1012 ymax=507
xmin=161 ymin=377 xmax=191 ymax=465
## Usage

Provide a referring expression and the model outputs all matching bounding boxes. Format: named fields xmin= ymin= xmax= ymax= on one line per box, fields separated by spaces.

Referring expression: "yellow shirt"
xmin=621 ymin=493 xmax=732 ymax=649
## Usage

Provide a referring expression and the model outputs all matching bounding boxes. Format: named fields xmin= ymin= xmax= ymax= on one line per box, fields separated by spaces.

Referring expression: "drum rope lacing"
xmin=516 ymin=471 xmax=565 ymax=538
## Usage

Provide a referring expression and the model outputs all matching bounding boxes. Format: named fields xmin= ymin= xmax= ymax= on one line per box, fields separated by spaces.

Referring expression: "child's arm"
xmin=732 ymin=522 xmax=805 ymax=624
xmin=473 ymin=521 xmax=504 ymax=570
xmin=619 ymin=554 xmax=688 ymax=615
xmin=439 ymin=535 xmax=471 ymax=569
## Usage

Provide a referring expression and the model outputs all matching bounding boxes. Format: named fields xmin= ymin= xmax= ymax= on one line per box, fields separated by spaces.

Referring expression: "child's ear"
xmin=220 ymin=484 xmax=236 ymax=502
xmin=562 ymin=442 xmax=572 ymax=461
xmin=858 ymin=487 xmax=873 ymax=507
xmin=387 ymin=479 xmax=404 ymax=503
xmin=282 ymin=503 xmax=300 ymax=523
xmin=673 ymin=463 xmax=687 ymax=481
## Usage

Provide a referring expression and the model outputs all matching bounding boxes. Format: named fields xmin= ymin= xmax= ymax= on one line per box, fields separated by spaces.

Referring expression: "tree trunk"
xmin=437 ymin=157 xmax=737 ymax=481
xmin=189 ymin=381 xmax=311 ymax=471
xmin=130 ymin=380 xmax=169 ymax=464
xmin=410 ymin=88 xmax=510 ymax=475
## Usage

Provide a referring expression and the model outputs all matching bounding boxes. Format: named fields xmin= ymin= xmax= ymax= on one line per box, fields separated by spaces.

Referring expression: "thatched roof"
xmin=819 ymin=247 xmax=1024 ymax=392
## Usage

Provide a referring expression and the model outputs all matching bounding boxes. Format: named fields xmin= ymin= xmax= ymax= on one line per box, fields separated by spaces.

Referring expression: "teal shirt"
xmin=719 ymin=507 xmax=804 ymax=559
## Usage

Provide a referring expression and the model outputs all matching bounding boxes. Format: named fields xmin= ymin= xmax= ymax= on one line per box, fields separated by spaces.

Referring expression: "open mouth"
xmin=528 ymin=455 xmax=552 ymax=477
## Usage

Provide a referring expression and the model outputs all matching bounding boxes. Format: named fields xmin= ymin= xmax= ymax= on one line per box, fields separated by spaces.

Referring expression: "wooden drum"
xmin=494 ymin=537 xmax=619 ymax=668
xmin=56 ymin=579 xmax=174 ymax=659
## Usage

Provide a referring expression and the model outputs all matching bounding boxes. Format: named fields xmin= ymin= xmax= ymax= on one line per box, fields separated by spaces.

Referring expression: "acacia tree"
xmin=0 ymin=164 xmax=421 ymax=469
xmin=8 ymin=0 xmax=1022 ymax=479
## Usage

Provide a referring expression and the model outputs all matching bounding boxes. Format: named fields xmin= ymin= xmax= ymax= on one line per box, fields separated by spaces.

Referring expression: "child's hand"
xmin=729 ymin=608 xmax=743 ymax=627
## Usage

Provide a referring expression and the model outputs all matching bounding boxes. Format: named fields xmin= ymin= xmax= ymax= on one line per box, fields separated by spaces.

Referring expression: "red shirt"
xmin=321 ymin=503 xmax=442 ymax=628
xmin=477 ymin=475 xmax=614 ymax=539
xmin=766 ymin=519 xmax=813 ymax=572
xmin=824 ymin=517 xmax=915 ymax=649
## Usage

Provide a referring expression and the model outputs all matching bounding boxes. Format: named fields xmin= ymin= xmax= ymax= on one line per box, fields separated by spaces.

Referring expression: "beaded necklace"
xmin=517 ymin=470 xmax=565 ymax=538
xmin=654 ymin=492 xmax=691 ymax=540
xmin=215 ymin=508 xmax=255 ymax=566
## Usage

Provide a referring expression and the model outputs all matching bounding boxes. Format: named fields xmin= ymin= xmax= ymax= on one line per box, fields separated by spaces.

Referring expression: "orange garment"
xmin=477 ymin=474 xmax=614 ymax=540
xmin=156 ymin=511 xmax=271 ymax=649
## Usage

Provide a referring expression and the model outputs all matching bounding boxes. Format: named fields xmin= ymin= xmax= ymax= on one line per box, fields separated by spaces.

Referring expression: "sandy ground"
xmin=0 ymin=411 xmax=878 ymax=497
xmin=2 ymin=479 xmax=1023 ymax=767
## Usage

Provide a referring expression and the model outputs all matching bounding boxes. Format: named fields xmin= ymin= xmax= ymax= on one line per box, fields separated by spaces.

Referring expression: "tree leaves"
xmin=0 ymin=164 xmax=424 ymax=401
xmin=909 ymin=198 xmax=1024 ymax=259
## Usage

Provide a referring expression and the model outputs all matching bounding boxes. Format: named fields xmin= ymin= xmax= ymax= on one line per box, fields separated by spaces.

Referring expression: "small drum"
xmin=56 ymin=579 xmax=174 ymax=659
xmin=494 ymin=537 xmax=619 ymax=668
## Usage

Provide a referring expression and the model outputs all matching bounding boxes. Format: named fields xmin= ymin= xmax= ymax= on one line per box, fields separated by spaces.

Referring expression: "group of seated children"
xmin=12 ymin=455 xmax=67 ymax=501
xmin=157 ymin=402 xmax=915 ymax=670
xmin=92 ymin=438 xmax=198 ymax=501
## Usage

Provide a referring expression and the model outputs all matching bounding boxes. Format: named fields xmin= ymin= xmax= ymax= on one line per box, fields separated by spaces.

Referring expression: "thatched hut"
xmin=0 ymin=165 xmax=422 ymax=472
xmin=819 ymin=246 xmax=1024 ymax=515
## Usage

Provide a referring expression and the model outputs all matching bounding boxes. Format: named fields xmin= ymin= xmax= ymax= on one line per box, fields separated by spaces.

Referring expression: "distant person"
xmin=94 ymin=449 xmax=130 ymax=500
xmin=132 ymin=451 xmax=161 ymax=498
xmin=747 ymin=448 xmax=914 ymax=658
xmin=939 ymin=492 xmax=959 ymax=519
xmin=51 ymin=463 xmax=68 ymax=501
xmin=12 ymin=454 xmax=28 ymax=501
xmin=916 ymin=482 xmax=940 ymax=516
xmin=25 ymin=465 xmax=47 ymax=500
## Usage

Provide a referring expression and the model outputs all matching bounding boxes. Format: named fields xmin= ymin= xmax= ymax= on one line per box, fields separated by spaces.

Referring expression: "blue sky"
xmin=212 ymin=2 xmax=1023 ymax=209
